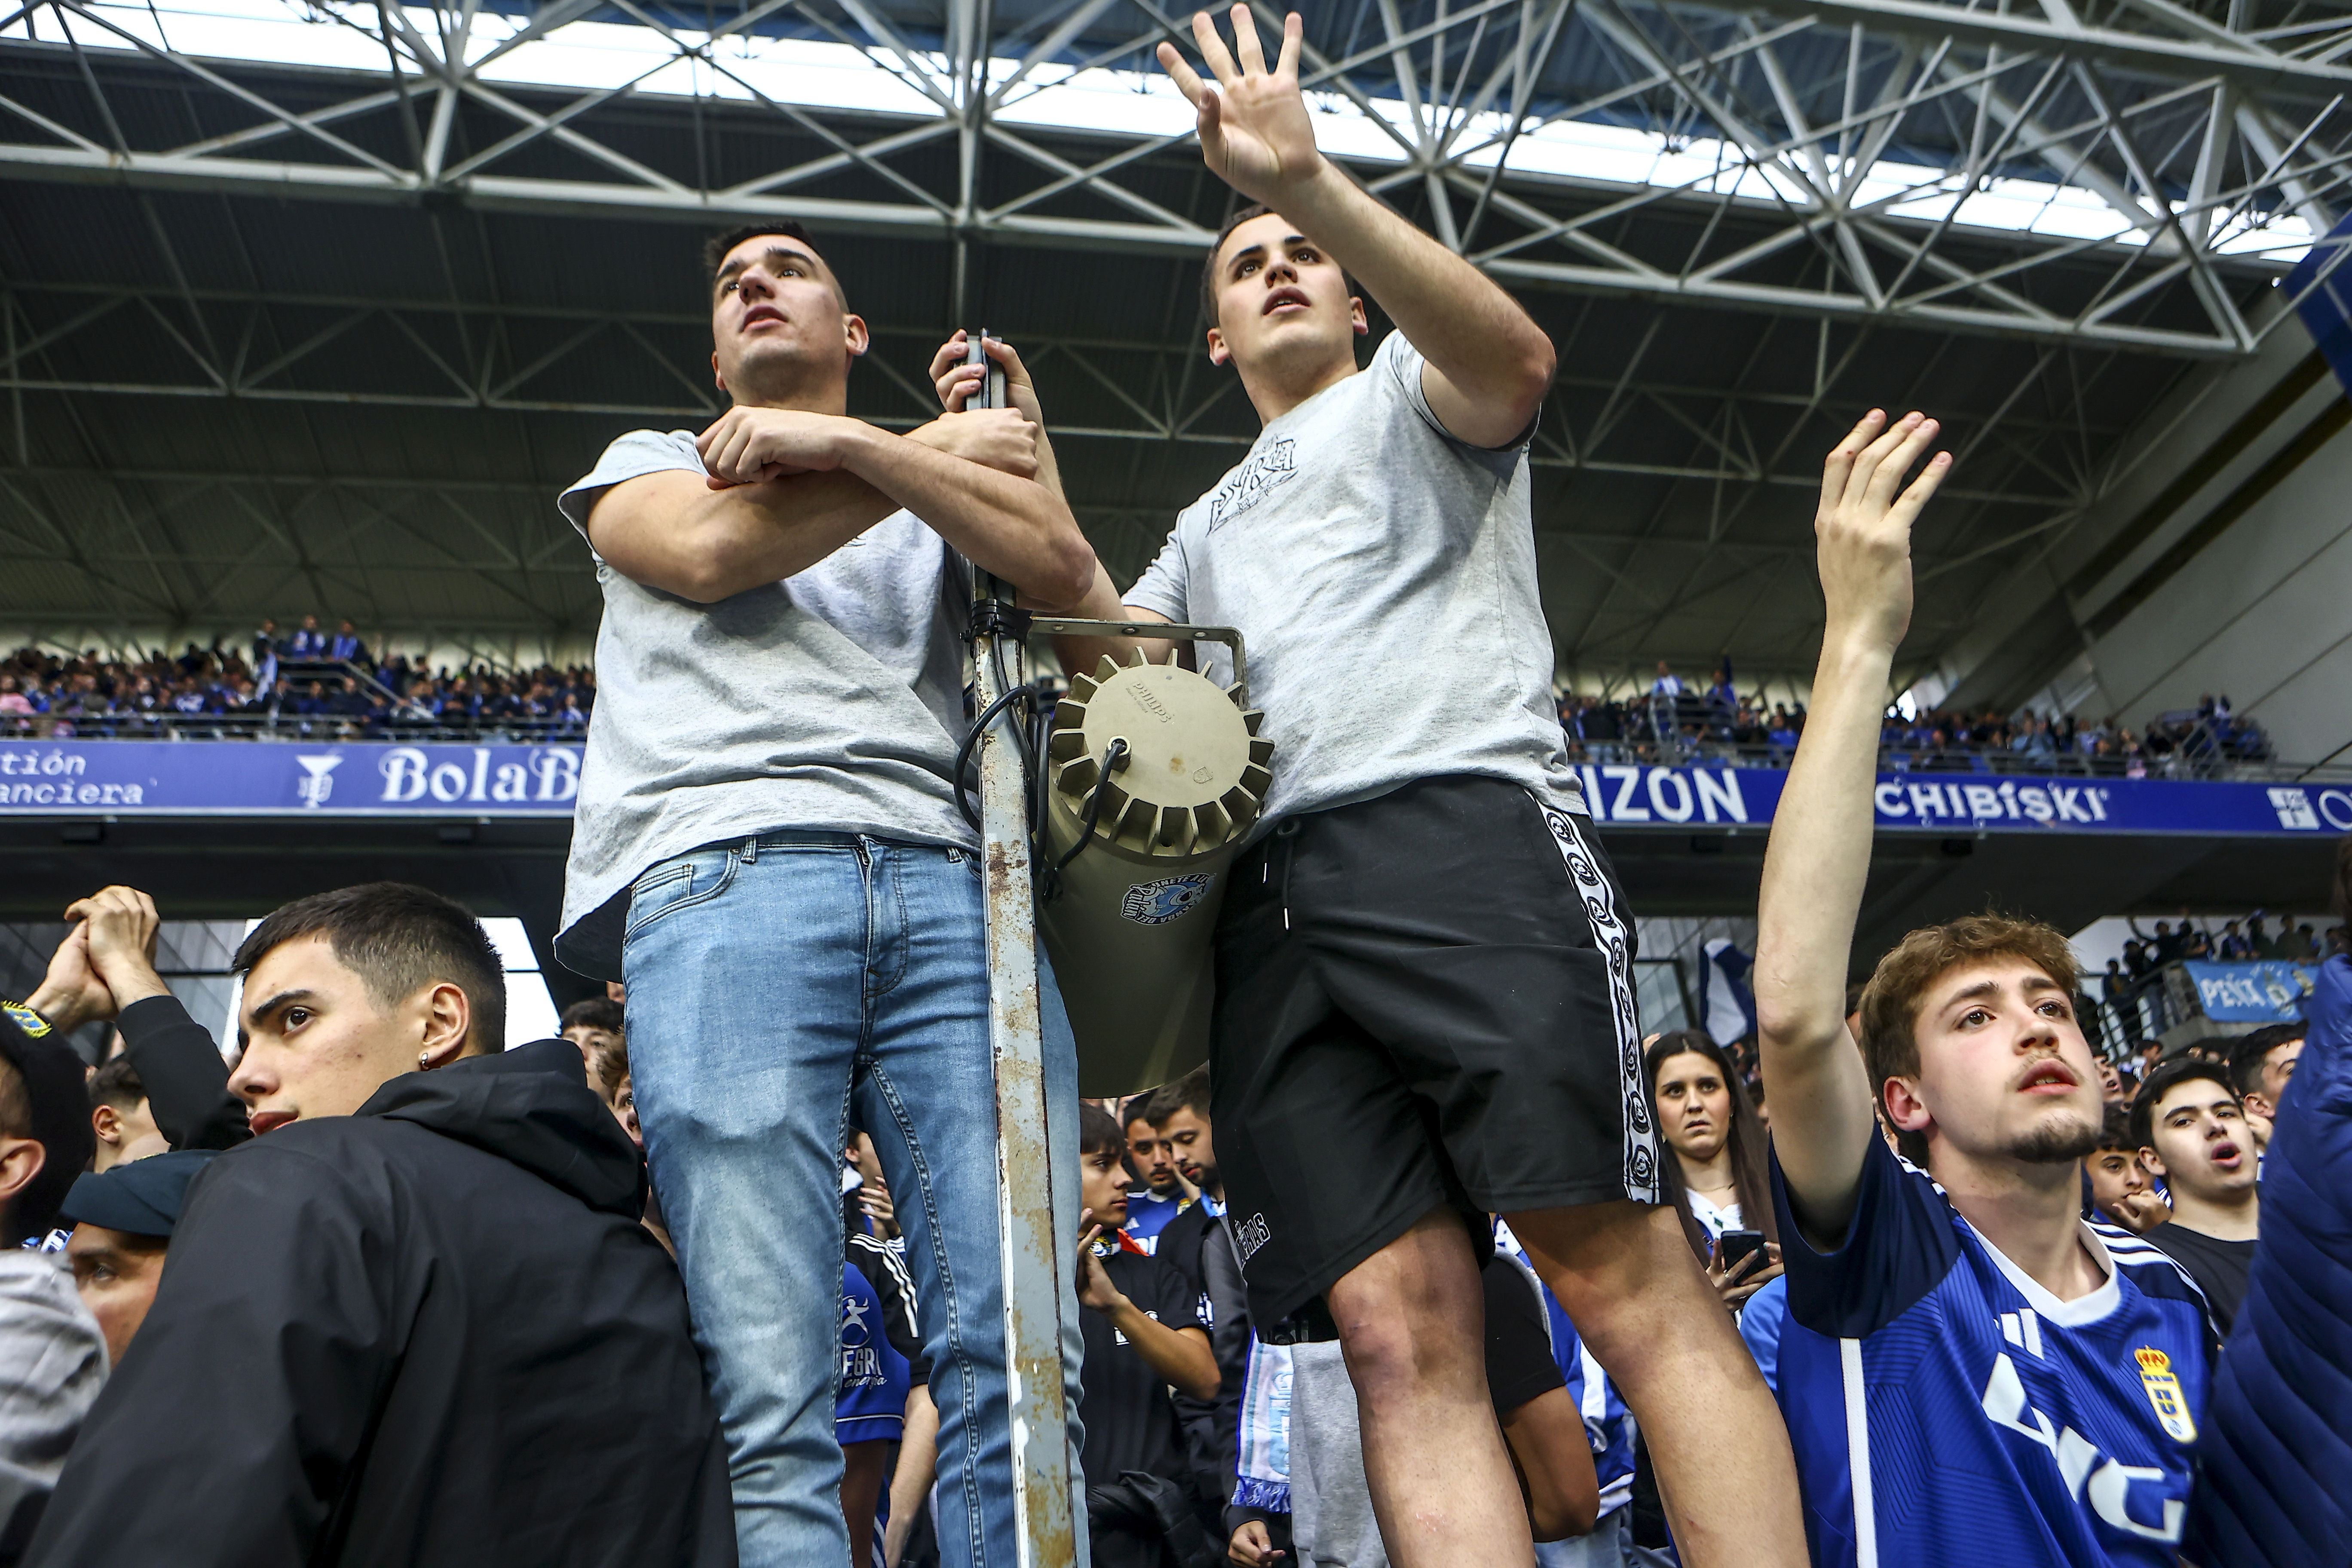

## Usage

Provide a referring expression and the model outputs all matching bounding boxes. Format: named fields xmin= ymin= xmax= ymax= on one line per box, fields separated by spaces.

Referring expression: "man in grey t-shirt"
xmin=1043 ymin=15 xmax=1805 ymax=1568
xmin=556 ymin=222 xmax=1095 ymax=1568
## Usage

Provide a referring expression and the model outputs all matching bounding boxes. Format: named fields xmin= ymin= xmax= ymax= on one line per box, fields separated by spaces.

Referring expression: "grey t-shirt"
xmin=554 ymin=429 xmax=975 ymax=977
xmin=1123 ymin=331 xmax=1580 ymax=830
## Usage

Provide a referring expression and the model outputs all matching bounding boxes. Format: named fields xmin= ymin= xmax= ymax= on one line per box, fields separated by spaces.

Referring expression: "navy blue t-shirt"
xmin=1770 ymin=1137 xmax=2214 ymax=1567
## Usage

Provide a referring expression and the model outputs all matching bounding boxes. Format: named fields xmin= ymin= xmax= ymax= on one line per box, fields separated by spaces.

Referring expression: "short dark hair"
xmin=1140 ymin=1064 xmax=1210 ymax=1130
xmin=2129 ymin=1055 xmax=2240 ymax=1151
xmin=560 ymin=997 xmax=624 ymax=1037
xmin=1198 ymin=202 xmax=1360 ymax=328
xmin=1120 ymin=1097 xmax=1157 ymax=1133
xmin=233 ymin=883 xmax=505 ymax=1054
xmin=2092 ymin=1102 xmax=2137 ymax=1154
xmin=593 ymin=1035 xmax=630 ymax=1099
xmin=2226 ymin=1021 xmax=2305 ymax=1098
xmin=1079 ymin=1102 xmax=1125 ymax=1157
xmin=702 ymin=222 xmax=841 ymax=305
xmin=89 ymin=1054 xmax=144 ymax=1112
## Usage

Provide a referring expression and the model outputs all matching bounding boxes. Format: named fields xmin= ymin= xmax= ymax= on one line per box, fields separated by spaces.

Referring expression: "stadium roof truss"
xmin=2 ymin=0 xmax=2350 ymax=357
xmin=2 ymin=0 xmax=2350 ymax=679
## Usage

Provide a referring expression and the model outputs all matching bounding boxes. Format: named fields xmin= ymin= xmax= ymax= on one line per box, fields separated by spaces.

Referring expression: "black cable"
xmin=1038 ymin=736 xmax=1128 ymax=905
xmin=953 ymin=680 xmax=1039 ymax=834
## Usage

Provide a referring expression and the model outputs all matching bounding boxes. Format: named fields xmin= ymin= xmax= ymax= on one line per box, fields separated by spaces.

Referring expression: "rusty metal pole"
xmin=965 ymin=330 xmax=1079 ymax=1568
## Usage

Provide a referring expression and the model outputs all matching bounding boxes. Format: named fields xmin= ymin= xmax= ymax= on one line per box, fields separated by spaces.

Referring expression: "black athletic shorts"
xmin=1210 ymin=774 xmax=1660 ymax=1338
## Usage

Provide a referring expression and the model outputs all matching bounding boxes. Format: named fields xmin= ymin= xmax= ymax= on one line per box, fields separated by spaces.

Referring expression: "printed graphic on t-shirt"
xmin=1207 ymin=438 xmax=1298 ymax=530
xmin=840 ymin=1283 xmax=888 ymax=1391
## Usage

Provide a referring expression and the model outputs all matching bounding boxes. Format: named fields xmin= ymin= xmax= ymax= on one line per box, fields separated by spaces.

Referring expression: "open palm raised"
xmin=1158 ymin=7 xmax=1324 ymax=205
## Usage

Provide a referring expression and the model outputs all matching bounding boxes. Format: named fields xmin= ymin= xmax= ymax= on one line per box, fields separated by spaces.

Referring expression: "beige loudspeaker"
xmin=1038 ymin=651 xmax=1272 ymax=1096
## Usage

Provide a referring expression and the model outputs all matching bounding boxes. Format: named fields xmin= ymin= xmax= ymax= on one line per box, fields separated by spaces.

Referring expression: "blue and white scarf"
xmin=1231 ymin=1337 xmax=1294 ymax=1513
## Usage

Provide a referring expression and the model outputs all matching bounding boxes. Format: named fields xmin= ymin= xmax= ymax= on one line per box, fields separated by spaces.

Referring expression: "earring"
xmin=418 ymin=1050 xmax=431 ymax=1070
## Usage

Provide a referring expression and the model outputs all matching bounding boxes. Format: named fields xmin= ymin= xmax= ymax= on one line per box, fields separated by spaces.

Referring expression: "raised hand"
xmin=1815 ymin=409 xmax=1951 ymax=656
xmin=65 ymin=885 xmax=170 ymax=1010
xmin=25 ymin=921 xmax=113 ymax=1033
xmin=1075 ymin=1216 xmax=1125 ymax=1311
xmin=1157 ymin=7 xmax=1323 ymax=206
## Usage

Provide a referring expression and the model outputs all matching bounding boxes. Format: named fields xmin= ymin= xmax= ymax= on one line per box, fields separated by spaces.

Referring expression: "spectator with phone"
xmin=1644 ymin=1032 xmax=1782 ymax=1313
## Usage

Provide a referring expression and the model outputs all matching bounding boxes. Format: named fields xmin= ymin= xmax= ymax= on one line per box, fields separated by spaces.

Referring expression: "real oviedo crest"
xmin=1120 ymin=873 xmax=1216 ymax=926
xmin=2135 ymin=1347 xmax=2196 ymax=1443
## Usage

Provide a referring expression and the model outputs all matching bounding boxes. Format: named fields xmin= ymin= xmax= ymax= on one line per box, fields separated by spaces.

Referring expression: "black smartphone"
xmin=1715 ymin=1228 xmax=1768 ymax=1276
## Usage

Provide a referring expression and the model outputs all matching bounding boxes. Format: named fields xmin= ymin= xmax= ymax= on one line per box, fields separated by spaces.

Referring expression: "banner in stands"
xmin=1564 ymin=764 xmax=2349 ymax=837
xmin=0 ymin=742 xmax=582 ymax=815
xmin=2181 ymin=961 xmax=2318 ymax=1023
xmin=0 ymin=744 xmax=2345 ymax=835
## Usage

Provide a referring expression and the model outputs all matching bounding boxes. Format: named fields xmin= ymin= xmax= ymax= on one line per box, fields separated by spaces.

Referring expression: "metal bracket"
xmin=1026 ymin=620 xmax=1251 ymax=711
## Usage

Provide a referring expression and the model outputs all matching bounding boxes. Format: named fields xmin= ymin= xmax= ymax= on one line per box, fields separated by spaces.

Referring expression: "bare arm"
xmin=1078 ymin=1228 xmax=1222 ymax=1400
xmin=591 ymin=408 xmax=1096 ymax=606
xmin=883 ymin=1384 xmax=937 ymax=1568
xmin=1753 ymin=410 xmax=1951 ymax=1244
xmin=918 ymin=333 xmax=1185 ymax=675
xmin=1160 ymin=8 xmax=1555 ymax=447
xmin=1500 ymin=1386 xmax=1602 ymax=1542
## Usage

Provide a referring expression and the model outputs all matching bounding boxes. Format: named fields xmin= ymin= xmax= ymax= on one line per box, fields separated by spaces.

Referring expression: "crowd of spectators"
xmin=0 ymin=616 xmax=594 ymax=742
xmin=0 ymin=631 xmax=2292 ymax=783
xmin=1559 ymin=659 xmax=2273 ymax=777
xmin=0 ymin=869 xmax=2346 ymax=1567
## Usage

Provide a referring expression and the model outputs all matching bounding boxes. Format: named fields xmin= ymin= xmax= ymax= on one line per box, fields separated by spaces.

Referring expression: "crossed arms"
xmin=587 ymin=337 xmax=1095 ymax=607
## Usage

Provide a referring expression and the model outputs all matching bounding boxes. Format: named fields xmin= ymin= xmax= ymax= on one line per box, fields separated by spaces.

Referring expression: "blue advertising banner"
xmin=1564 ymin=763 xmax=2352 ymax=837
xmin=0 ymin=741 xmax=582 ymax=816
xmin=2 ymin=743 xmax=2346 ymax=836
xmin=2182 ymin=961 xmax=2316 ymax=1023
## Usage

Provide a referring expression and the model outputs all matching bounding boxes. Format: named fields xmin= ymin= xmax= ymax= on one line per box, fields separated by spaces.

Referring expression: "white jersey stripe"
xmin=1843 ymin=1337 xmax=1878 ymax=1568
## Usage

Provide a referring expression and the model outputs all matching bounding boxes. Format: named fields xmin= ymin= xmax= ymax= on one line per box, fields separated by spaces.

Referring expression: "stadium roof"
xmin=3 ymin=0 xmax=2347 ymax=692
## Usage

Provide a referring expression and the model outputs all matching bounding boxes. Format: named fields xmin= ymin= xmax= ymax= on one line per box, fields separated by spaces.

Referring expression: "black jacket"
xmin=1154 ymin=1204 xmax=1251 ymax=1527
xmin=29 ymin=1041 xmax=735 ymax=1568
xmin=115 ymin=994 xmax=250 ymax=1152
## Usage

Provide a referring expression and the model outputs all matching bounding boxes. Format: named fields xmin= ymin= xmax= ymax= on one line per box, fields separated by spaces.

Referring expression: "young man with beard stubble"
xmin=1044 ymin=12 xmax=1805 ymax=1566
xmin=1754 ymin=410 xmax=2215 ymax=1566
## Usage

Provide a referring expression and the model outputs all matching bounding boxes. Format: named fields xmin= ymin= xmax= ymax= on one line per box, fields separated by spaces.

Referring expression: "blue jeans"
xmin=622 ymin=832 xmax=1087 ymax=1568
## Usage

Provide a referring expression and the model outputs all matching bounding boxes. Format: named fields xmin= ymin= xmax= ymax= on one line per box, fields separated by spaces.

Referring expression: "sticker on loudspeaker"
xmin=1120 ymin=873 xmax=1216 ymax=926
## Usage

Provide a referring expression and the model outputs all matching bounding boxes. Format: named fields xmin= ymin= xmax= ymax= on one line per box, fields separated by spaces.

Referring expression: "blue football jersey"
xmin=836 ymin=1260 xmax=912 ymax=1445
xmin=1123 ymin=1189 xmax=1184 ymax=1251
xmin=1771 ymin=1137 xmax=2215 ymax=1568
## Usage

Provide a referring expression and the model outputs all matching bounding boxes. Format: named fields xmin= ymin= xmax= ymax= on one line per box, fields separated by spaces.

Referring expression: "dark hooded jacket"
xmin=28 ymin=1039 xmax=735 ymax=1568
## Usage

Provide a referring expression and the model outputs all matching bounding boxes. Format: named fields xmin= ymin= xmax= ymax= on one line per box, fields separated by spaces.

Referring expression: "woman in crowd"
xmin=1643 ymin=1031 xmax=1781 ymax=1312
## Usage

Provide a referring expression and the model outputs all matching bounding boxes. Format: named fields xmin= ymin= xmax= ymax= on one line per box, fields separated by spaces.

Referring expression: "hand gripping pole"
xmin=962 ymin=329 xmax=1079 ymax=1568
